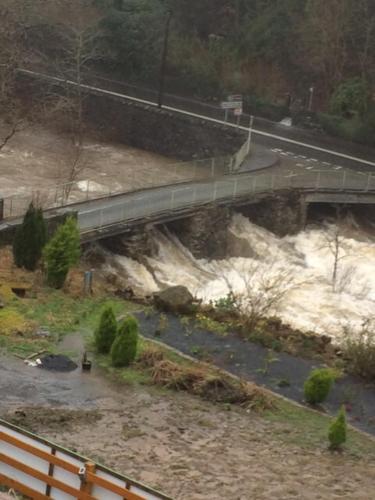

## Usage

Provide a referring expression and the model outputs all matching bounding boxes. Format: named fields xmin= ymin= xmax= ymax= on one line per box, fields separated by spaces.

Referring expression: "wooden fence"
xmin=0 ymin=419 xmax=171 ymax=500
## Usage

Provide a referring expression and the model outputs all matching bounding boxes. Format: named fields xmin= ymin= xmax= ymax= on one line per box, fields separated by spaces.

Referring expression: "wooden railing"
xmin=0 ymin=420 xmax=171 ymax=500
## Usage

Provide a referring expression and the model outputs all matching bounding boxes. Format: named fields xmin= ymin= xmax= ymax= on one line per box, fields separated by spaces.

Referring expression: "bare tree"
xmin=36 ymin=0 xmax=105 ymax=146
xmin=218 ymin=261 xmax=298 ymax=330
xmin=319 ymin=221 xmax=372 ymax=297
xmin=322 ymin=226 xmax=346 ymax=292
xmin=0 ymin=0 xmax=29 ymax=150
xmin=60 ymin=143 xmax=86 ymax=203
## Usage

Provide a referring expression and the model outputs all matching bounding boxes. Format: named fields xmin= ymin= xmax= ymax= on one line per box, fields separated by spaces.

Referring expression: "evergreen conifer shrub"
xmin=13 ymin=202 xmax=47 ymax=271
xmin=43 ymin=216 xmax=80 ymax=288
xmin=95 ymin=306 xmax=117 ymax=354
xmin=111 ymin=315 xmax=139 ymax=367
xmin=304 ymin=368 xmax=334 ymax=405
xmin=328 ymin=406 xmax=347 ymax=450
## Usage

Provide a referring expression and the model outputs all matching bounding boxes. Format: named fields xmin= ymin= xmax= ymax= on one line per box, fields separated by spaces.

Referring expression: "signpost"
xmin=233 ymin=106 xmax=242 ymax=127
xmin=220 ymin=94 xmax=243 ymax=122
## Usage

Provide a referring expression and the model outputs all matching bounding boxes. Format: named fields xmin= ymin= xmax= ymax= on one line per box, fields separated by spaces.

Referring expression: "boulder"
xmin=153 ymin=286 xmax=195 ymax=314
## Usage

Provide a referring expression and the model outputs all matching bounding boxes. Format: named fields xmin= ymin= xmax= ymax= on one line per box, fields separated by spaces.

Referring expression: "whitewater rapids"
xmin=103 ymin=213 xmax=375 ymax=343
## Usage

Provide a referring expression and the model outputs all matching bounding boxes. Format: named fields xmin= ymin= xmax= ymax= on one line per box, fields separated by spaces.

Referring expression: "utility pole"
xmin=158 ymin=9 xmax=173 ymax=108
xmin=234 ymin=0 xmax=240 ymax=33
xmin=308 ymin=86 xmax=314 ymax=112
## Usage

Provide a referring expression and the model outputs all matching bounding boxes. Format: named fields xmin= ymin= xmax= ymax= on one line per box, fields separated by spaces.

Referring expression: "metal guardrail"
xmin=77 ymin=169 xmax=375 ymax=234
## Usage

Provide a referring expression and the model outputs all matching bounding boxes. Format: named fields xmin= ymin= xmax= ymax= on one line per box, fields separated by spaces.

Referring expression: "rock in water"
xmin=153 ymin=286 xmax=195 ymax=314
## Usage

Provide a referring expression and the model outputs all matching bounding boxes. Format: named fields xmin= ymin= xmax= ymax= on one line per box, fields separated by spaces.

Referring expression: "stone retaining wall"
xmin=17 ymin=74 xmax=246 ymax=161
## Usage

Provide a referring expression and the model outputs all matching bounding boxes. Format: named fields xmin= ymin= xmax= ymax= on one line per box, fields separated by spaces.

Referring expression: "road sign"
xmin=221 ymin=102 xmax=243 ymax=110
xmin=227 ymin=94 xmax=242 ymax=103
xmin=221 ymin=101 xmax=241 ymax=109
xmin=234 ymin=107 xmax=242 ymax=116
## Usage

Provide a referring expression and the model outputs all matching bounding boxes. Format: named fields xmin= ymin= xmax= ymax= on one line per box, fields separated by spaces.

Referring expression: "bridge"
xmin=33 ymin=167 xmax=375 ymax=242
xmin=1 ymin=70 xmax=375 ymax=242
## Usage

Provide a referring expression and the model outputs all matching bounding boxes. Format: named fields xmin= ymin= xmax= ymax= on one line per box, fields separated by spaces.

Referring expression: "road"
xmin=79 ymin=71 xmax=375 ymax=170
xmin=19 ymin=69 xmax=375 ymax=172
xmin=3 ymin=69 xmax=373 ymax=238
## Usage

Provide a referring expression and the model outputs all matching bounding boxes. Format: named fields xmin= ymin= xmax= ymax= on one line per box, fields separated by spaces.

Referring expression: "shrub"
xmin=43 ymin=216 xmax=80 ymax=289
xmin=344 ymin=321 xmax=375 ymax=381
xmin=13 ymin=203 xmax=47 ymax=271
xmin=328 ymin=406 xmax=347 ymax=451
xmin=95 ymin=306 xmax=117 ymax=354
xmin=111 ymin=316 xmax=139 ymax=367
xmin=330 ymin=78 xmax=369 ymax=118
xmin=214 ymin=292 xmax=237 ymax=312
xmin=304 ymin=368 xmax=335 ymax=405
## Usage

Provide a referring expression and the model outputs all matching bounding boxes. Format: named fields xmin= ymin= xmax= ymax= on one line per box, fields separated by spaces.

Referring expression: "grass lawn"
xmin=0 ymin=289 xmax=142 ymax=357
xmin=264 ymin=398 xmax=375 ymax=460
xmin=1 ymin=288 xmax=374 ymax=461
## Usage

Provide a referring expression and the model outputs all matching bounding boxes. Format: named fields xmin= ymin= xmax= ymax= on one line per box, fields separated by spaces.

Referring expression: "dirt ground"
xmin=1 ymin=354 xmax=375 ymax=500
xmin=0 ymin=123 xmax=198 ymax=217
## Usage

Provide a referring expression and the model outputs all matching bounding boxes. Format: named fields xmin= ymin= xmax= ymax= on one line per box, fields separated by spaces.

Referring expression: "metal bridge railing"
xmin=78 ymin=169 xmax=375 ymax=233
xmin=1 ymin=155 xmax=232 ymax=219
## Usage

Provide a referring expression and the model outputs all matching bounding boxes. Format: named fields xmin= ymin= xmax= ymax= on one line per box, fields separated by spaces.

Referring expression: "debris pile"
xmin=38 ymin=354 xmax=78 ymax=372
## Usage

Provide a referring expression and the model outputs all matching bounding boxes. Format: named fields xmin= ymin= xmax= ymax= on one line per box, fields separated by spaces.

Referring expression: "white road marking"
xmin=19 ymin=68 xmax=375 ymax=169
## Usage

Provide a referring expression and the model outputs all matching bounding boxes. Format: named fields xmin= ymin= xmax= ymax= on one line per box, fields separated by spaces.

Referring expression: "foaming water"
xmin=108 ymin=214 xmax=375 ymax=343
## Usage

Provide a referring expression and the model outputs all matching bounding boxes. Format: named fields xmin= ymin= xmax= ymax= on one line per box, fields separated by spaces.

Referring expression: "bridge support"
xmin=167 ymin=206 xmax=233 ymax=259
xmin=238 ymin=192 xmax=307 ymax=237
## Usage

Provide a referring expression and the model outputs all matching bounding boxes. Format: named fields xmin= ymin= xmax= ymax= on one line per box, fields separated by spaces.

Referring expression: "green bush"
xmin=328 ymin=406 xmax=347 ymax=450
xmin=244 ymin=94 xmax=289 ymax=122
xmin=344 ymin=322 xmax=375 ymax=381
xmin=304 ymin=368 xmax=335 ymax=405
xmin=318 ymin=112 xmax=375 ymax=147
xmin=330 ymin=78 xmax=369 ymax=118
xmin=95 ymin=306 xmax=117 ymax=354
xmin=111 ymin=316 xmax=139 ymax=367
xmin=214 ymin=292 xmax=237 ymax=312
xmin=13 ymin=203 xmax=47 ymax=271
xmin=43 ymin=216 xmax=80 ymax=289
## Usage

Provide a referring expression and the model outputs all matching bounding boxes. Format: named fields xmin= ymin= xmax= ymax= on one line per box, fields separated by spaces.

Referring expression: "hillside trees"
xmin=2 ymin=0 xmax=375 ymax=141
xmin=102 ymin=0 xmax=166 ymax=79
xmin=300 ymin=0 xmax=352 ymax=100
xmin=347 ymin=0 xmax=375 ymax=82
